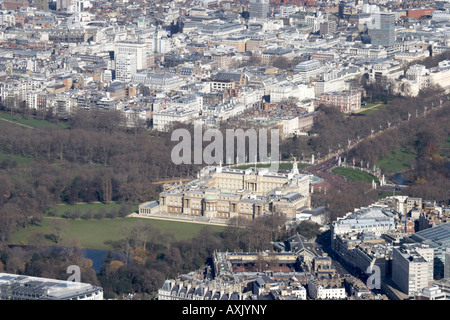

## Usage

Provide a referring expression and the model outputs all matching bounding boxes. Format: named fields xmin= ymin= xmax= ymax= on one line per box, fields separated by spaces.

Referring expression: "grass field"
xmin=10 ymin=216 xmax=226 ymax=250
xmin=440 ymin=135 xmax=450 ymax=160
xmin=376 ymin=149 xmax=416 ymax=173
xmin=0 ymin=112 xmax=69 ymax=129
xmin=331 ymin=167 xmax=379 ymax=183
xmin=377 ymin=190 xmax=403 ymax=200
xmin=46 ymin=202 xmax=134 ymax=218
xmin=357 ymin=103 xmax=389 ymax=115
xmin=233 ymin=162 xmax=309 ymax=170
xmin=361 ymin=102 xmax=382 ymax=109
xmin=0 ymin=153 xmax=34 ymax=166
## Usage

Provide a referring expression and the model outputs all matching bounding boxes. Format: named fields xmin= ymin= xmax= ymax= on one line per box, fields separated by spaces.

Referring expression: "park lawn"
xmin=233 ymin=162 xmax=309 ymax=170
xmin=331 ymin=167 xmax=379 ymax=183
xmin=0 ymin=153 xmax=34 ymax=166
xmin=361 ymin=102 xmax=380 ymax=109
xmin=46 ymin=201 xmax=133 ymax=218
xmin=377 ymin=190 xmax=403 ymax=200
xmin=358 ymin=103 xmax=389 ymax=115
xmin=440 ymin=135 xmax=450 ymax=160
xmin=0 ymin=112 xmax=69 ymax=129
xmin=377 ymin=149 xmax=416 ymax=173
xmin=10 ymin=217 xmax=226 ymax=251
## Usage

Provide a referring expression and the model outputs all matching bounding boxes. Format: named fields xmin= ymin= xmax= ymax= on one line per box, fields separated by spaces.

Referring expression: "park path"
xmin=352 ymin=103 xmax=382 ymax=114
xmin=0 ymin=116 xmax=34 ymax=129
xmin=128 ymin=212 xmax=227 ymax=227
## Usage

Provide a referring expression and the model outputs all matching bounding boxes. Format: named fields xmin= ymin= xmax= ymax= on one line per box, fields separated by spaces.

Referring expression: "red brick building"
xmin=407 ymin=8 xmax=436 ymax=19
xmin=315 ymin=89 xmax=365 ymax=113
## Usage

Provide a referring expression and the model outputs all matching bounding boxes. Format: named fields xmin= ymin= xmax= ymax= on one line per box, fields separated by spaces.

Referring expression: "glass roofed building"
xmin=331 ymin=206 xmax=397 ymax=238
xmin=0 ymin=273 xmax=103 ymax=300
xmin=410 ymin=223 xmax=450 ymax=278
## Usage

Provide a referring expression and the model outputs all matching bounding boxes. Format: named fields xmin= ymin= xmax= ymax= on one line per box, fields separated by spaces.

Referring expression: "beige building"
xmin=142 ymin=162 xmax=311 ymax=222
xmin=221 ymin=35 xmax=248 ymax=53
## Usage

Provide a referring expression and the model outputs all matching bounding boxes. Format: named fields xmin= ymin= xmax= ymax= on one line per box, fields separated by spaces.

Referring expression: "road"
xmin=151 ymin=178 xmax=191 ymax=185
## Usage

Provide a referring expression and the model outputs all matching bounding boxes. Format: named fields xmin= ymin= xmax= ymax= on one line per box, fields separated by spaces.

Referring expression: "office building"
xmin=115 ymin=53 xmax=137 ymax=81
xmin=411 ymin=222 xmax=450 ymax=278
xmin=369 ymin=12 xmax=395 ymax=47
xmin=319 ymin=21 xmax=337 ymax=35
xmin=392 ymin=244 xmax=434 ymax=296
xmin=445 ymin=249 xmax=450 ymax=279
xmin=114 ymin=42 xmax=150 ymax=71
xmin=34 ymin=0 xmax=49 ymax=11
xmin=249 ymin=0 xmax=270 ymax=20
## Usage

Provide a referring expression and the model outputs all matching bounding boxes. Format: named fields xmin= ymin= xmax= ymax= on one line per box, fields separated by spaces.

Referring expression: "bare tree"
xmin=51 ymin=219 xmax=69 ymax=244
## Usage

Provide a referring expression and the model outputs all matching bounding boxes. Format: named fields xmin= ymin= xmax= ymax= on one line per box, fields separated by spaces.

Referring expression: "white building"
xmin=294 ymin=60 xmax=326 ymax=82
xmin=132 ymin=73 xmax=185 ymax=91
xmin=416 ymin=285 xmax=447 ymax=300
xmin=270 ymin=83 xmax=315 ymax=103
xmin=368 ymin=61 xmax=404 ymax=82
xmin=400 ymin=61 xmax=450 ymax=96
xmin=307 ymin=278 xmax=346 ymax=300
xmin=331 ymin=207 xmax=397 ymax=240
xmin=115 ymin=52 xmax=137 ymax=82
xmin=152 ymin=107 xmax=200 ymax=131
xmin=278 ymin=116 xmax=300 ymax=138
xmin=392 ymin=244 xmax=434 ymax=296
xmin=0 ymin=11 xmax=15 ymax=27
xmin=114 ymin=41 xmax=150 ymax=71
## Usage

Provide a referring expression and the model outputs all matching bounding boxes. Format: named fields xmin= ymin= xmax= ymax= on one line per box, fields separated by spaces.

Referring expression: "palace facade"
xmin=139 ymin=161 xmax=312 ymax=221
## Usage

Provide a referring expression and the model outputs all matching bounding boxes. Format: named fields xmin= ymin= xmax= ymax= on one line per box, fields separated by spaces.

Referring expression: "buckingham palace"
xmin=139 ymin=160 xmax=312 ymax=222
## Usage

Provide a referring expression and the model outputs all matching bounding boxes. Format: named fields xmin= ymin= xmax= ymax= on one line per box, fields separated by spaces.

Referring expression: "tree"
xmin=163 ymin=246 xmax=183 ymax=275
xmin=272 ymin=56 xmax=292 ymax=70
xmin=255 ymin=254 xmax=267 ymax=272
xmin=101 ymin=174 xmax=113 ymax=204
xmin=296 ymin=220 xmax=321 ymax=240
xmin=51 ymin=219 xmax=69 ymax=244
xmin=28 ymin=232 xmax=47 ymax=250
xmin=5 ymin=256 xmax=25 ymax=274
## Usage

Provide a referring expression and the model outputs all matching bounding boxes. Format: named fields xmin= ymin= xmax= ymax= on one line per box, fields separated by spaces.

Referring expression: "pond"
xmin=7 ymin=245 xmax=121 ymax=273
xmin=82 ymin=248 xmax=115 ymax=272
xmin=392 ymin=172 xmax=405 ymax=185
